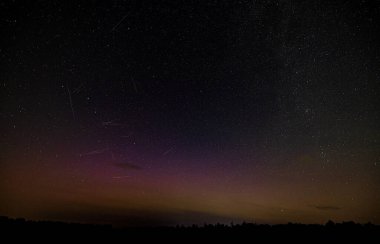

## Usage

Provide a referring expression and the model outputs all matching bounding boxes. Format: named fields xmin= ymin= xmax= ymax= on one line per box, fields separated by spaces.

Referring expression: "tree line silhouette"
xmin=1 ymin=216 xmax=379 ymax=242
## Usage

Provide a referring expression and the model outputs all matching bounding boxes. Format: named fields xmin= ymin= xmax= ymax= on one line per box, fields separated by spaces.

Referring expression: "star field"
xmin=1 ymin=0 xmax=379 ymax=226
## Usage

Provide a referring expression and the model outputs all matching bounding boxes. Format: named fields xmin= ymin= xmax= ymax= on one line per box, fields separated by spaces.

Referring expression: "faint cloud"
xmin=113 ymin=162 xmax=142 ymax=170
xmin=313 ymin=205 xmax=341 ymax=211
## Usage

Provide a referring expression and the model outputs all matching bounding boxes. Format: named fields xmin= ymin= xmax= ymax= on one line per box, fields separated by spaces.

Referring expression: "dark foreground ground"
xmin=1 ymin=216 xmax=379 ymax=243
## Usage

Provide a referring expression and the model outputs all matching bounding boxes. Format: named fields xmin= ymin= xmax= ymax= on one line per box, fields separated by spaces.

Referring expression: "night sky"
xmin=1 ymin=0 xmax=379 ymax=226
